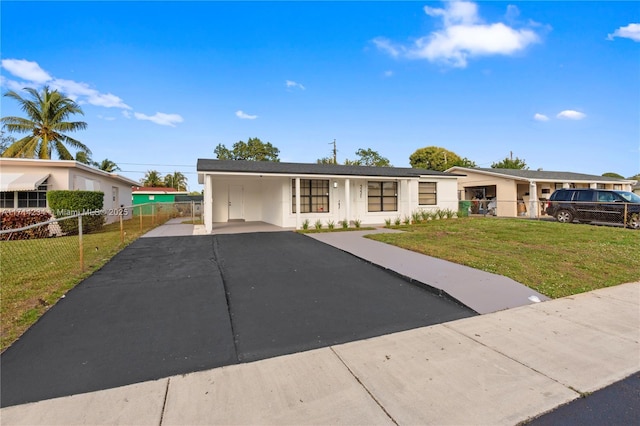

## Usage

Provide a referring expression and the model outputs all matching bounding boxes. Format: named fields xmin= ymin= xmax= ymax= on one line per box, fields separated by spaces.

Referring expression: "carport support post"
xmin=529 ymin=182 xmax=538 ymax=219
xmin=345 ymin=179 xmax=350 ymax=224
xmin=139 ymin=205 xmax=143 ymax=231
xmin=295 ymin=177 xmax=301 ymax=229
xmin=204 ymin=174 xmax=213 ymax=233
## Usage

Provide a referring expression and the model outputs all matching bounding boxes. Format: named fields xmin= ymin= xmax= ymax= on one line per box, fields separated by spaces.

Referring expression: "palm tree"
xmin=164 ymin=171 xmax=188 ymax=191
xmin=97 ymin=158 xmax=121 ymax=173
xmin=1 ymin=86 xmax=89 ymax=159
xmin=142 ymin=170 xmax=164 ymax=187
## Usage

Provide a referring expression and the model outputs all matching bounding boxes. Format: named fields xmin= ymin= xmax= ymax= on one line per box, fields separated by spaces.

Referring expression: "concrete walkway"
xmin=307 ymin=229 xmax=550 ymax=314
xmin=2 ymin=282 xmax=638 ymax=425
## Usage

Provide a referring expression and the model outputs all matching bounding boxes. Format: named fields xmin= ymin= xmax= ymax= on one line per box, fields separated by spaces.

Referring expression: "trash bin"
xmin=458 ymin=200 xmax=471 ymax=217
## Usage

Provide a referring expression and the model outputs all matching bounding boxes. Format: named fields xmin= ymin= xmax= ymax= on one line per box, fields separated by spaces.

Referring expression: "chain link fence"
xmin=0 ymin=201 xmax=201 ymax=350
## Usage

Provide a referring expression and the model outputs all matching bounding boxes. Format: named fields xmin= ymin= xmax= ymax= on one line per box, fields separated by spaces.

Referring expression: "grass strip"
xmin=366 ymin=217 xmax=639 ymax=299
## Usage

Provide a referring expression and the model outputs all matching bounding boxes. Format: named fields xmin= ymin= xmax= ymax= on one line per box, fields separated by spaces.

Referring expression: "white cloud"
xmin=236 ymin=110 xmax=258 ymax=120
xmin=97 ymin=115 xmax=116 ymax=121
xmin=534 ymin=113 xmax=549 ymax=122
xmin=557 ymin=110 xmax=586 ymax=120
xmin=1 ymin=58 xmax=184 ymax=127
xmin=134 ymin=112 xmax=184 ymax=127
xmin=1 ymin=59 xmax=52 ymax=83
xmin=50 ymin=78 xmax=131 ymax=109
xmin=607 ymin=23 xmax=640 ymax=42
xmin=285 ymin=80 xmax=305 ymax=90
xmin=372 ymin=37 xmax=401 ymax=57
xmin=375 ymin=1 xmax=541 ymax=68
xmin=383 ymin=70 xmax=394 ymax=77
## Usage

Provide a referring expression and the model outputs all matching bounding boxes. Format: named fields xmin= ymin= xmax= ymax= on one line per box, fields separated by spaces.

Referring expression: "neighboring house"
xmin=634 ymin=182 xmax=640 ymax=196
xmin=197 ymin=159 xmax=463 ymax=232
xmin=446 ymin=167 xmax=637 ymax=218
xmin=132 ymin=187 xmax=189 ymax=215
xmin=0 ymin=158 xmax=138 ymax=223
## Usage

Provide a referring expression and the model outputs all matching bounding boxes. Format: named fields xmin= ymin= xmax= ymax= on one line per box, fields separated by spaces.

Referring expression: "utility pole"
xmin=330 ymin=139 xmax=337 ymax=164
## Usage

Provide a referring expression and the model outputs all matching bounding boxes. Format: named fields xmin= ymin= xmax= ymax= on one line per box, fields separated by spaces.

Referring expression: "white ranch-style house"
xmin=197 ymin=159 xmax=463 ymax=232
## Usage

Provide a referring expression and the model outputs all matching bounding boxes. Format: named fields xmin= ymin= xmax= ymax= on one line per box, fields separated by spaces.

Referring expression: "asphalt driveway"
xmin=1 ymin=232 xmax=475 ymax=407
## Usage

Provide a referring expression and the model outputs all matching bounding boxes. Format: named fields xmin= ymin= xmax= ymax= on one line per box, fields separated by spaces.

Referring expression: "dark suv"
xmin=545 ymin=188 xmax=640 ymax=229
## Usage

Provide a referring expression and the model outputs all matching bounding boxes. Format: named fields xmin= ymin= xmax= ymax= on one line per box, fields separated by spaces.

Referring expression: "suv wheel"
xmin=627 ymin=213 xmax=640 ymax=229
xmin=556 ymin=209 xmax=574 ymax=223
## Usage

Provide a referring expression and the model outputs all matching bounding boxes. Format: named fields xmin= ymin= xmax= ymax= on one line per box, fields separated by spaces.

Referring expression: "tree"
xmin=75 ymin=151 xmax=97 ymax=167
xmin=628 ymin=174 xmax=640 ymax=180
xmin=0 ymin=129 xmax=16 ymax=154
xmin=491 ymin=154 xmax=528 ymax=170
xmin=346 ymin=148 xmax=392 ymax=167
xmin=409 ymin=146 xmax=476 ymax=171
xmin=97 ymin=158 xmax=121 ymax=173
xmin=164 ymin=171 xmax=188 ymax=191
xmin=1 ymin=86 xmax=89 ymax=159
xmin=214 ymin=137 xmax=280 ymax=161
xmin=141 ymin=170 xmax=164 ymax=187
xmin=316 ymin=157 xmax=336 ymax=165
xmin=602 ymin=172 xmax=624 ymax=179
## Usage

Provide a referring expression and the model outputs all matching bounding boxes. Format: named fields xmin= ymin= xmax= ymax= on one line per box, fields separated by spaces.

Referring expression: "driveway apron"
xmin=1 ymin=232 xmax=475 ymax=407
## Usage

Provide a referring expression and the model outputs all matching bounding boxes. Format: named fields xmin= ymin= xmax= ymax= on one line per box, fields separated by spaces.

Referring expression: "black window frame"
xmin=292 ymin=179 xmax=330 ymax=213
xmin=367 ymin=181 xmax=398 ymax=212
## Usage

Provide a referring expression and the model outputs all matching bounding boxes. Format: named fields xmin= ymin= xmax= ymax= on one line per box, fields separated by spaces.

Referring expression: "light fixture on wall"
xmin=333 ymin=181 xmax=338 ymax=188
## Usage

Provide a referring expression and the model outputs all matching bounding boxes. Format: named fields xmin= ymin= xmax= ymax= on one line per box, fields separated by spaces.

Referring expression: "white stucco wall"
xmin=201 ymin=172 xmax=462 ymax=229
xmin=0 ymin=159 xmax=135 ymax=223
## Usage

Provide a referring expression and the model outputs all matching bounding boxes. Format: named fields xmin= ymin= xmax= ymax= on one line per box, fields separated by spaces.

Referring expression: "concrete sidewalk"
xmin=2 ymin=282 xmax=638 ymax=425
xmin=308 ymin=229 xmax=549 ymax=314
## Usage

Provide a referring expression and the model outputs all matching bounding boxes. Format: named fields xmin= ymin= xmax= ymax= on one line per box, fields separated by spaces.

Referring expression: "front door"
xmin=228 ymin=185 xmax=244 ymax=220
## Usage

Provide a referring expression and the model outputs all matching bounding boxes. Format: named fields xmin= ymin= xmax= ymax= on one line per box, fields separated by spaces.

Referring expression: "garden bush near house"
xmin=47 ymin=190 xmax=106 ymax=235
xmin=302 ymin=219 xmax=310 ymax=230
xmin=412 ymin=211 xmax=422 ymax=224
xmin=327 ymin=220 xmax=335 ymax=230
xmin=314 ymin=219 xmax=323 ymax=230
xmin=340 ymin=219 xmax=349 ymax=229
xmin=0 ymin=210 xmax=52 ymax=240
xmin=354 ymin=218 xmax=361 ymax=228
xmin=384 ymin=218 xmax=392 ymax=226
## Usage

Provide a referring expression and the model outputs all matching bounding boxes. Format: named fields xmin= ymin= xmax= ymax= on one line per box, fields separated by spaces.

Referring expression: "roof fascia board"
xmin=198 ymin=171 xmax=426 ymax=180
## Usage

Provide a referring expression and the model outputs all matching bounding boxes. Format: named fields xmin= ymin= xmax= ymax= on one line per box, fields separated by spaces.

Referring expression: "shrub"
xmin=302 ymin=219 xmax=310 ymax=230
xmin=354 ymin=218 xmax=361 ymax=228
xmin=0 ymin=210 xmax=52 ymax=240
xmin=47 ymin=190 xmax=105 ymax=235
xmin=340 ymin=219 xmax=349 ymax=229
xmin=327 ymin=220 xmax=335 ymax=230
xmin=436 ymin=209 xmax=446 ymax=220
xmin=403 ymin=216 xmax=411 ymax=225
xmin=412 ymin=211 xmax=422 ymax=224
xmin=420 ymin=210 xmax=431 ymax=221
xmin=394 ymin=216 xmax=401 ymax=226
xmin=314 ymin=219 xmax=323 ymax=230
xmin=384 ymin=218 xmax=391 ymax=226
xmin=444 ymin=208 xmax=456 ymax=219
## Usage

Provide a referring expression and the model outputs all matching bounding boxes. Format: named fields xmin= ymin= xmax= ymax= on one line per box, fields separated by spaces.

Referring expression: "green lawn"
xmin=366 ymin=218 xmax=639 ymax=299
xmin=0 ymin=213 xmax=173 ymax=351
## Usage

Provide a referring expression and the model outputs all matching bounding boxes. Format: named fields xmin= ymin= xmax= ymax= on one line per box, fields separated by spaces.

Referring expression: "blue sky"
xmin=2 ymin=1 xmax=639 ymax=190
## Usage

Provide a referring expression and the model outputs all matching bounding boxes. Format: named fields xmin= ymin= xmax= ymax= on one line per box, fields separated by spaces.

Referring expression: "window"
xmin=368 ymin=181 xmax=397 ymax=212
xmin=613 ymin=184 xmax=622 ymax=190
xmin=292 ymin=179 xmax=330 ymax=213
xmin=419 ymin=182 xmax=437 ymax=205
xmin=555 ymin=183 xmax=564 ymax=189
xmin=17 ymin=180 xmax=48 ymax=208
xmin=0 ymin=192 xmax=14 ymax=208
